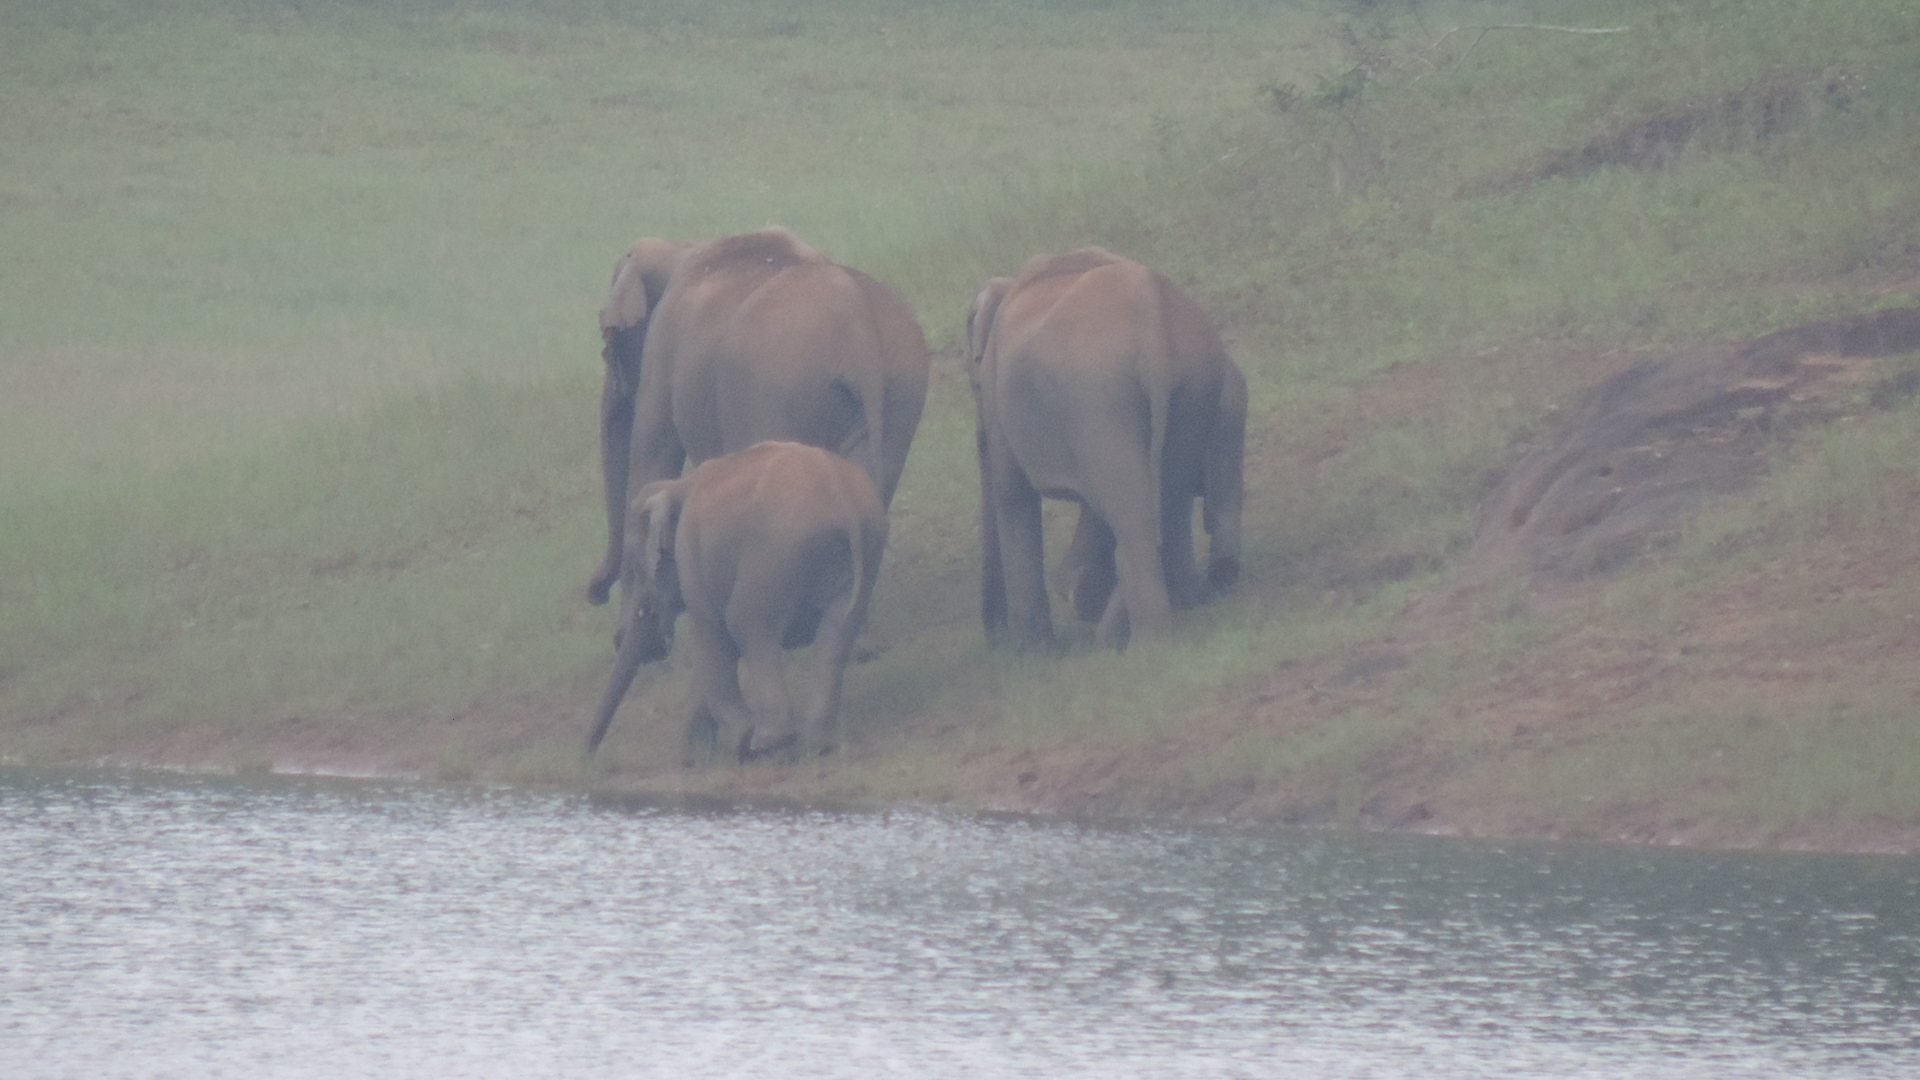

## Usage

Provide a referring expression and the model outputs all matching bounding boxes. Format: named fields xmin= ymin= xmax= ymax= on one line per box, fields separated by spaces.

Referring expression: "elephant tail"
xmin=845 ymin=487 xmax=888 ymax=644
xmin=846 ymin=267 xmax=927 ymax=506
xmin=823 ymin=367 xmax=890 ymax=512
xmin=859 ymin=358 xmax=891 ymax=510
xmin=1145 ymin=309 xmax=1178 ymax=563
xmin=850 ymin=509 xmax=882 ymax=622
xmin=855 ymin=282 xmax=901 ymax=507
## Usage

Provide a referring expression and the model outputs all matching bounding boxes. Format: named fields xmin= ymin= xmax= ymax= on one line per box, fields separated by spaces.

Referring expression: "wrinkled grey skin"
xmin=965 ymin=248 xmax=1246 ymax=653
xmin=585 ymin=442 xmax=889 ymax=765
xmin=586 ymin=228 xmax=928 ymax=606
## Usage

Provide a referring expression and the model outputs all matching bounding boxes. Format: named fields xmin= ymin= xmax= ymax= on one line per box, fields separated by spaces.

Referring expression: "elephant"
xmin=964 ymin=247 xmax=1246 ymax=652
xmin=585 ymin=441 xmax=889 ymax=764
xmin=585 ymin=228 xmax=929 ymax=606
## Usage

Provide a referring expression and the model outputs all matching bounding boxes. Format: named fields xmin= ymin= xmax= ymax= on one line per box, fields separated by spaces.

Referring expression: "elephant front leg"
xmin=993 ymin=467 xmax=1059 ymax=654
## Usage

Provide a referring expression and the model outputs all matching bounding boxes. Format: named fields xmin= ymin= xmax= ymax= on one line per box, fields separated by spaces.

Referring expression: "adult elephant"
xmin=585 ymin=228 xmax=929 ymax=606
xmin=965 ymin=247 xmax=1245 ymax=652
xmin=585 ymin=441 xmax=889 ymax=764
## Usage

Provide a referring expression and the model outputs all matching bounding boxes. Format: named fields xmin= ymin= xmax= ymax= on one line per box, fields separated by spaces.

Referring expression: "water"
xmin=2 ymin=768 xmax=1916 ymax=1079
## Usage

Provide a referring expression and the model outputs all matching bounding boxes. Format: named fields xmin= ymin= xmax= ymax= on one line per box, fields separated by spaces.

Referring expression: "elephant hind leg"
xmin=798 ymin=592 xmax=868 ymax=758
xmin=1161 ymin=492 xmax=1211 ymax=609
xmin=1208 ymin=552 xmax=1241 ymax=593
xmin=781 ymin=606 xmax=826 ymax=650
xmin=1094 ymin=589 xmax=1130 ymax=651
xmin=1062 ymin=509 xmax=1118 ymax=624
xmin=1165 ymin=545 xmax=1213 ymax=610
xmin=993 ymin=465 xmax=1059 ymax=654
xmin=737 ymin=645 xmax=799 ymax=762
xmin=744 ymin=729 xmax=800 ymax=762
xmin=687 ymin=622 xmax=756 ymax=765
xmin=683 ymin=703 xmax=720 ymax=768
xmin=1102 ymin=532 xmax=1173 ymax=651
xmin=1079 ymin=477 xmax=1172 ymax=650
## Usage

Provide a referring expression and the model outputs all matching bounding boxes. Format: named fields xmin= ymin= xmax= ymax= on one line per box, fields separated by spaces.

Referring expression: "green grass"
xmin=1 ymin=0 xmax=1326 ymax=743
xmin=0 ymin=0 xmax=1334 ymax=359
xmin=1494 ymin=684 xmax=1920 ymax=837
xmin=1609 ymin=367 xmax=1920 ymax=604
xmin=5 ymin=0 xmax=1920 ymax=842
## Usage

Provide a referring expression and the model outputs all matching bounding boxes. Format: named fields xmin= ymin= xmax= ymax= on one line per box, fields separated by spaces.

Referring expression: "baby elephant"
xmin=585 ymin=441 xmax=888 ymax=764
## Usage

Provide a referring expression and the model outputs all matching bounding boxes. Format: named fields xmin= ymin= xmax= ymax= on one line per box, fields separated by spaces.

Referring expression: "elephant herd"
xmin=583 ymin=228 xmax=1247 ymax=766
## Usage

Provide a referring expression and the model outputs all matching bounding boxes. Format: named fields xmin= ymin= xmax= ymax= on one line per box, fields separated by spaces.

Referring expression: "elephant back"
xmin=1011 ymin=246 xmax=1127 ymax=290
xmin=680 ymin=228 xmax=825 ymax=281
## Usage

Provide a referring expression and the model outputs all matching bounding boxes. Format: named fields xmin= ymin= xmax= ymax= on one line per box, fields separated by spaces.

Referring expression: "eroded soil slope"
xmin=936 ymin=307 xmax=1920 ymax=852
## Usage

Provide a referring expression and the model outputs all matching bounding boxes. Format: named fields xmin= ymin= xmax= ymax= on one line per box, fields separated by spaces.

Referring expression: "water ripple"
xmin=2 ymin=768 xmax=1916 ymax=1078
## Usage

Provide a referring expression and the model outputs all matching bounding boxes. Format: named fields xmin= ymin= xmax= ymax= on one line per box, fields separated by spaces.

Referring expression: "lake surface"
xmin=2 ymin=767 xmax=1916 ymax=1078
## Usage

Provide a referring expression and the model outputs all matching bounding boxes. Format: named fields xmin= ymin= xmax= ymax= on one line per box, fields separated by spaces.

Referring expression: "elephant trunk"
xmin=589 ymin=346 xmax=639 ymax=606
xmin=585 ymin=626 xmax=651 ymax=757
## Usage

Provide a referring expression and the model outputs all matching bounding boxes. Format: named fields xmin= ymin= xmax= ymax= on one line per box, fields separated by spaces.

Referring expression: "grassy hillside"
xmin=4 ymin=0 xmax=1918 ymax=850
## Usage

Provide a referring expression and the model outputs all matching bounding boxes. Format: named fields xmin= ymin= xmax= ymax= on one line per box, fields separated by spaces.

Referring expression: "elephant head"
xmin=599 ymin=238 xmax=693 ymax=396
xmin=585 ymin=480 xmax=687 ymax=756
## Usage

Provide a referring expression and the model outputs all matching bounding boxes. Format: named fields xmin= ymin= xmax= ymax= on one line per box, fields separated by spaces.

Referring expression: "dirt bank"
xmin=545 ymin=310 xmax=1920 ymax=855
xmin=66 ymin=311 xmax=1920 ymax=857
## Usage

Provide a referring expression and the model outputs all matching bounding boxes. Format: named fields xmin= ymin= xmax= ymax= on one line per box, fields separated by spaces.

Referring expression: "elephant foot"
xmin=731 ymin=728 xmax=757 ymax=764
xmin=1167 ymin=573 xmax=1213 ymax=611
xmin=1070 ymin=575 xmax=1116 ymax=623
xmin=744 ymin=730 xmax=802 ymax=763
xmin=587 ymin=566 xmax=617 ymax=607
xmin=682 ymin=713 xmax=721 ymax=767
xmin=1208 ymin=555 xmax=1240 ymax=593
xmin=1006 ymin=631 xmax=1067 ymax=657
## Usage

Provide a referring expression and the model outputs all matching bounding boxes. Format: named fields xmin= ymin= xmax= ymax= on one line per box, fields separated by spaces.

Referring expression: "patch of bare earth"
xmin=914 ymin=308 xmax=1920 ymax=854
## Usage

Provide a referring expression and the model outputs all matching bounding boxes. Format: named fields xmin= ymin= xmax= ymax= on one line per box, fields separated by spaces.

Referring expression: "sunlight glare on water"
xmin=2 ymin=768 xmax=1916 ymax=1078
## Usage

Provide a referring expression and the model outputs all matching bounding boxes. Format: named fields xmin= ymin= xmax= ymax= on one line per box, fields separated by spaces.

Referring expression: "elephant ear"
xmin=601 ymin=253 xmax=654 ymax=338
xmin=965 ymin=277 xmax=1014 ymax=372
xmin=599 ymin=239 xmax=690 ymax=360
xmin=636 ymin=481 xmax=686 ymax=604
